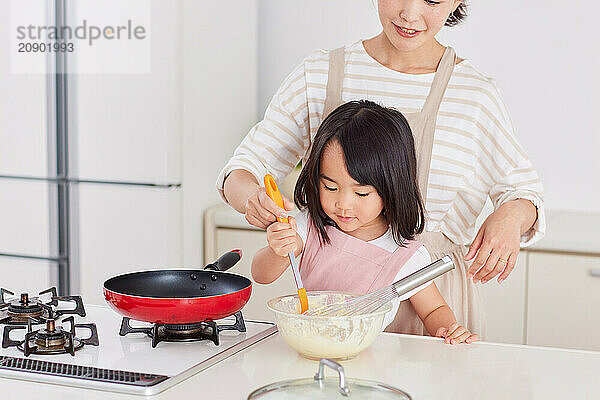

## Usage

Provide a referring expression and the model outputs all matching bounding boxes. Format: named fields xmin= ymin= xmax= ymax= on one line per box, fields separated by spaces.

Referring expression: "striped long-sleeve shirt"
xmin=217 ymin=40 xmax=545 ymax=246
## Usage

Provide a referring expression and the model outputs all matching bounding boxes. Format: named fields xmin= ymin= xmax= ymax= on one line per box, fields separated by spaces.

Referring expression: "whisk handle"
xmin=392 ymin=256 xmax=454 ymax=298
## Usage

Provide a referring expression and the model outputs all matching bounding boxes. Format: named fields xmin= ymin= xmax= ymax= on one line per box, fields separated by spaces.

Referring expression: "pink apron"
xmin=300 ymin=219 xmax=423 ymax=296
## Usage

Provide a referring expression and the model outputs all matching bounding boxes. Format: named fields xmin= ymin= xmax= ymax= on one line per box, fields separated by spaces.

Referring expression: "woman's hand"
xmin=435 ymin=323 xmax=479 ymax=345
xmin=222 ymin=170 xmax=295 ymax=229
xmin=266 ymin=217 xmax=301 ymax=257
xmin=245 ymin=186 xmax=295 ymax=229
xmin=464 ymin=199 xmax=537 ymax=284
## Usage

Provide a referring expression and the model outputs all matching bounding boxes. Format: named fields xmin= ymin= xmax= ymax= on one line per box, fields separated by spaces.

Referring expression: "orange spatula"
xmin=264 ymin=174 xmax=309 ymax=314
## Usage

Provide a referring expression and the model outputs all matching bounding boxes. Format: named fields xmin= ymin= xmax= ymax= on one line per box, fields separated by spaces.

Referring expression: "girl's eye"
xmin=323 ymin=185 xmax=337 ymax=192
xmin=355 ymin=192 xmax=370 ymax=197
xmin=424 ymin=0 xmax=441 ymax=5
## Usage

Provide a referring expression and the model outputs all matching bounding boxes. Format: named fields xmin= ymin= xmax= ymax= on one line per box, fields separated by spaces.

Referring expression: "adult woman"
xmin=216 ymin=0 xmax=545 ymax=336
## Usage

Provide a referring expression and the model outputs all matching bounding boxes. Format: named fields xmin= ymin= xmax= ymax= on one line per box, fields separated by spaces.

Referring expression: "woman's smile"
xmin=393 ymin=23 xmax=422 ymax=38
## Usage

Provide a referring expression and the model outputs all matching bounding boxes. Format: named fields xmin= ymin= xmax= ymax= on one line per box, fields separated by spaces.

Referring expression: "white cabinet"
xmin=0 ymin=258 xmax=54 ymax=293
xmin=70 ymin=1 xmax=180 ymax=184
xmin=211 ymin=228 xmax=296 ymax=322
xmin=526 ymin=252 xmax=600 ymax=351
xmin=0 ymin=180 xmax=52 ymax=257
xmin=479 ymin=252 xmax=527 ymax=344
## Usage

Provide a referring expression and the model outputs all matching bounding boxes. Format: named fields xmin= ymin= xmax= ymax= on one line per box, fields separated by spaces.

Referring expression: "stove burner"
xmin=1 ymin=316 xmax=99 ymax=356
xmin=0 ymin=287 xmax=86 ymax=325
xmin=119 ymin=311 xmax=247 ymax=348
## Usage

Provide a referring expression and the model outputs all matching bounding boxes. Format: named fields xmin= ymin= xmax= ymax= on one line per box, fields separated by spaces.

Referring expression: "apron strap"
xmin=323 ymin=46 xmax=345 ymax=118
xmin=422 ymin=46 xmax=456 ymax=117
xmin=304 ymin=46 xmax=345 ymax=164
xmin=414 ymin=46 xmax=457 ymax=202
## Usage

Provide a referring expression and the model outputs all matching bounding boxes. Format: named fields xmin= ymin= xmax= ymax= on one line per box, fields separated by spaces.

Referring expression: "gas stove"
xmin=2 ymin=315 xmax=99 ymax=356
xmin=0 ymin=304 xmax=276 ymax=395
xmin=0 ymin=287 xmax=86 ymax=325
xmin=119 ymin=310 xmax=247 ymax=347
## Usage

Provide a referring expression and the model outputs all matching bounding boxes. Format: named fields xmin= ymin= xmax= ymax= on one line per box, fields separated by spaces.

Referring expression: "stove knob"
xmin=211 ymin=274 xmax=218 ymax=281
xmin=200 ymin=283 xmax=207 ymax=290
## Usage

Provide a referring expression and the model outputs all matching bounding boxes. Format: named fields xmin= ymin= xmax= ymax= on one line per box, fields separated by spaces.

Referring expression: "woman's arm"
xmin=461 ymin=79 xmax=545 ymax=284
xmin=216 ymin=56 xmax=314 ymax=228
xmin=409 ymin=283 xmax=478 ymax=344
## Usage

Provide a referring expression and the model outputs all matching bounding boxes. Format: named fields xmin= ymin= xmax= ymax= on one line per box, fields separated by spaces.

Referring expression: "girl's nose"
xmin=335 ymin=191 xmax=354 ymax=210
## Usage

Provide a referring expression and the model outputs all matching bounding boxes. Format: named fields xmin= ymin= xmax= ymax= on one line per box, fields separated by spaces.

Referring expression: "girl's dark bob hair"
xmin=446 ymin=3 xmax=468 ymax=26
xmin=294 ymin=100 xmax=425 ymax=246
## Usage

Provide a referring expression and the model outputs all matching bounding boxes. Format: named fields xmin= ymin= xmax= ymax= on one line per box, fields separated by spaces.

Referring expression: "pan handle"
xmin=204 ymin=249 xmax=242 ymax=271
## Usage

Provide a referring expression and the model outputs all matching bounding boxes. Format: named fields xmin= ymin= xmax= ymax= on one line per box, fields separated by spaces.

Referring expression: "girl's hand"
xmin=464 ymin=199 xmax=536 ymax=284
xmin=435 ymin=323 xmax=479 ymax=345
xmin=245 ymin=186 xmax=295 ymax=229
xmin=266 ymin=217 xmax=300 ymax=257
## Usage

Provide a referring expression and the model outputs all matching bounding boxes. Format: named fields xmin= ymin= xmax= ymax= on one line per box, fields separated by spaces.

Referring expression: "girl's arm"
xmin=409 ymin=283 xmax=478 ymax=344
xmin=251 ymin=218 xmax=303 ymax=284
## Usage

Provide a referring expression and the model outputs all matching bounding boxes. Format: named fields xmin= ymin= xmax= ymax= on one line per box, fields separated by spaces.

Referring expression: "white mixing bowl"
xmin=267 ymin=291 xmax=392 ymax=360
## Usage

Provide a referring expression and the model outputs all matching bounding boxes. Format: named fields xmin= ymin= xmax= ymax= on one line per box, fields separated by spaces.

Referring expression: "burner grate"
xmin=0 ymin=355 xmax=169 ymax=386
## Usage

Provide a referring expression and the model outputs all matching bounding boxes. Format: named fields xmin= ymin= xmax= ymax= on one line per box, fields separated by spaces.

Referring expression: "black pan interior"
xmin=104 ymin=270 xmax=251 ymax=298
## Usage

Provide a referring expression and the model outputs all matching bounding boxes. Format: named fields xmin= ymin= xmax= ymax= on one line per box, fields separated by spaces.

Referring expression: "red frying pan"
xmin=103 ymin=250 xmax=251 ymax=324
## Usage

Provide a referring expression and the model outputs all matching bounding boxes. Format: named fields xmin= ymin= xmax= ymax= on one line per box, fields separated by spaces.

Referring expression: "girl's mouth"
xmin=393 ymin=23 xmax=422 ymax=38
xmin=337 ymin=215 xmax=356 ymax=223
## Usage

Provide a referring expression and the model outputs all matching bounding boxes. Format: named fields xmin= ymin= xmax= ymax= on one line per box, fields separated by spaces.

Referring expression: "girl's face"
xmin=377 ymin=0 xmax=462 ymax=52
xmin=318 ymin=141 xmax=387 ymax=241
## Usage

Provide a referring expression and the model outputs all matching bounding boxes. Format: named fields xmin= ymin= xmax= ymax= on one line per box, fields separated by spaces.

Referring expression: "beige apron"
xmin=318 ymin=46 xmax=486 ymax=337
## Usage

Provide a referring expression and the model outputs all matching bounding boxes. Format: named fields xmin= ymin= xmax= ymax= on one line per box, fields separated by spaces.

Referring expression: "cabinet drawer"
xmin=479 ymin=252 xmax=527 ymax=344
xmin=215 ymin=228 xmax=296 ymax=322
xmin=527 ymin=253 xmax=600 ymax=351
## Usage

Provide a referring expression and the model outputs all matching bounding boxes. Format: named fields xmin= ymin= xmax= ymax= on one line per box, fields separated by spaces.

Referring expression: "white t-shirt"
xmin=294 ymin=210 xmax=432 ymax=329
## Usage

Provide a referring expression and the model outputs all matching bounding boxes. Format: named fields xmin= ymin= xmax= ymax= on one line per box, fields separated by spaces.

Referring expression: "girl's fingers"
xmin=271 ymin=238 xmax=298 ymax=257
xmin=269 ymin=222 xmax=295 ymax=233
xmin=465 ymin=334 xmax=479 ymax=344
xmin=466 ymin=241 xmax=492 ymax=279
xmin=444 ymin=323 xmax=461 ymax=343
xmin=435 ymin=327 xmax=448 ymax=338
xmin=289 ymin=216 xmax=298 ymax=231
xmin=497 ymin=252 xmax=517 ymax=283
xmin=464 ymin=228 xmax=484 ymax=261
xmin=450 ymin=330 xmax=471 ymax=345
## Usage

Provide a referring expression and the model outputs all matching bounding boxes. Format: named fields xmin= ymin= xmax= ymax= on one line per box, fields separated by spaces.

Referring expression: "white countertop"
xmin=2 ymin=329 xmax=599 ymax=399
xmin=207 ymin=203 xmax=600 ymax=255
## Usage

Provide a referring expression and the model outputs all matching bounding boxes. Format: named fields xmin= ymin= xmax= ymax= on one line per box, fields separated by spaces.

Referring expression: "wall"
xmin=182 ymin=0 xmax=258 ymax=265
xmin=255 ymin=0 xmax=600 ymax=213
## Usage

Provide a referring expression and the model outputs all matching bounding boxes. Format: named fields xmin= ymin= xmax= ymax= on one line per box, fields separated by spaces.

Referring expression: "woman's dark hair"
xmin=445 ymin=3 xmax=468 ymax=26
xmin=294 ymin=100 xmax=425 ymax=246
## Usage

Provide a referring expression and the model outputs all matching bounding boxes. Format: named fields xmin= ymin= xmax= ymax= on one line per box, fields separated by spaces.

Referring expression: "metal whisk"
xmin=305 ymin=256 xmax=455 ymax=317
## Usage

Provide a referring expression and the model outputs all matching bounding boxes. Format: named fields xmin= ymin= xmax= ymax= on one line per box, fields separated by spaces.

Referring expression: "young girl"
xmin=252 ymin=100 xmax=478 ymax=345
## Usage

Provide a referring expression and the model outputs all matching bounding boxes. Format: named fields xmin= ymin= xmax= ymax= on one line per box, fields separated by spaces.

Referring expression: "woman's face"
xmin=377 ymin=0 xmax=462 ymax=52
xmin=318 ymin=141 xmax=387 ymax=241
